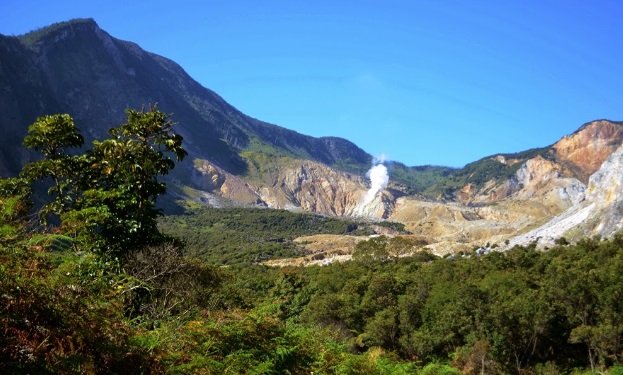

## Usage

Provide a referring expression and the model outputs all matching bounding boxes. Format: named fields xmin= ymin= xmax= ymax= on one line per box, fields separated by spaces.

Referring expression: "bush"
xmin=419 ymin=363 xmax=460 ymax=375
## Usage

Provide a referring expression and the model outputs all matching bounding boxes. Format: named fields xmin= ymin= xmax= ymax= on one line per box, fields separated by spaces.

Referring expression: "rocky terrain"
xmin=264 ymin=234 xmax=367 ymax=267
xmin=509 ymin=141 xmax=623 ymax=247
xmin=191 ymin=158 xmax=396 ymax=217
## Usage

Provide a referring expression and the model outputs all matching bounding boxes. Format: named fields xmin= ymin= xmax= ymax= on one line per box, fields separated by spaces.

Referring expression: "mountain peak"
xmin=0 ymin=18 xmax=373 ymax=177
xmin=571 ymin=119 xmax=623 ymax=136
xmin=18 ymin=18 xmax=100 ymax=47
xmin=553 ymin=119 xmax=623 ymax=182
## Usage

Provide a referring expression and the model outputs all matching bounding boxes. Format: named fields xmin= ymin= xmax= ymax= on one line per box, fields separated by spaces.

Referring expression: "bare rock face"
xmin=193 ymin=160 xmax=264 ymax=205
xmin=509 ymin=142 xmax=623 ymax=247
xmin=456 ymin=121 xmax=623 ymax=207
xmin=457 ymin=179 xmax=516 ymax=203
xmin=512 ymin=156 xmax=586 ymax=209
xmin=553 ymin=120 xmax=623 ymax=182
xmin=192 ymin=159 xmax=394 ymax=218
xmin=582 ymin=142 xmax=623 ymax=236
xmin=458 ymin=155 xmax=586 ymax=212
xmin=258 ymin=161 xmax=371 ymax=216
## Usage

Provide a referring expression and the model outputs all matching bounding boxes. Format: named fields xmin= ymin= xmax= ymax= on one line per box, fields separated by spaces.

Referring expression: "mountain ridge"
xmin=0 ymin=18 xmax=372 ymax=178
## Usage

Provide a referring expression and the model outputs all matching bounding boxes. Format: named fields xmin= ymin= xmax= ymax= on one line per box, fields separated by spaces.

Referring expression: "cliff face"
xmin=456 ymin=121 xmax=623 ymax=209
xmin=258 ymin=161 xmax=368 ymax=216
xmin=192 ymin=159 xmax=395 ymax=218
xmin=554 ymin=120 xmax=623 ymax=182
xmin=580 ymin=142 xmax=623 ymax=236
xmin=509 ymin=142 xmax=623 ymax=247
xmin=511 ymin=156 xmax=586 ymax=209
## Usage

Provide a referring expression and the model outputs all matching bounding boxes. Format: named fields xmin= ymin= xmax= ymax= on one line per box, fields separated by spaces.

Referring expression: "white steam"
xmin=362 ymin=164 xmax=389 ymax=206
xmin=354 ymin=160 xmax=389 ymax=216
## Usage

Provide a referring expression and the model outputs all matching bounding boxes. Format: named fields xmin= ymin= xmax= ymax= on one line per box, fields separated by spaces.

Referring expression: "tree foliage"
xmin=21 ymin=107 xmax=186 ymax=254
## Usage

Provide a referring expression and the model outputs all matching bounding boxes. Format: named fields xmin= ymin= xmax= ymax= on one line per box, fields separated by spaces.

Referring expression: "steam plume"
xmin=354 ymin=157 xmax=389 ymax=216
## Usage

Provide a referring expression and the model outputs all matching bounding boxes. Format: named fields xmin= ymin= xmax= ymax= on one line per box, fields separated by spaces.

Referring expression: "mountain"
xmin=0 ymin=18 xmax=371 ymax=178
xmin=385 ymin=119 xmax=623 ymax=254
xmin=2 ymin=18 xmax=623 ymax=248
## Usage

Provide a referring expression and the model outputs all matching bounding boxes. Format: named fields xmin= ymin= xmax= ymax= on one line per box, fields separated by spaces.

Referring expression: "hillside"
xmin=509 ymin=138 xmax=623 ymax=247
xmin=0 ymin=19 xmax=372 ymax=178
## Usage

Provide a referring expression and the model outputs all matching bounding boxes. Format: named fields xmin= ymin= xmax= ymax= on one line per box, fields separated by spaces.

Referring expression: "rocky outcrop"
xmin=193 ymin=160 xmax=264 ymax=205
xmin=192 ymin=159 xmax=394 ymax=218
xmin=458 ymin=155 xmax=586 ymax=212
xmin=456 ymin=121 xmax=623 ymax=207
xmin=258 ymin=161 xmax=370 ymax=216
xmin=509 ymin=141 xmax=623 ymax=247
xmin=512 ymin=156 xmax=586 ymax=209
xmin=582 ymin=143 xmax=623 ymax=236
xmin=553 ymin=120 xmax=623 ymax=182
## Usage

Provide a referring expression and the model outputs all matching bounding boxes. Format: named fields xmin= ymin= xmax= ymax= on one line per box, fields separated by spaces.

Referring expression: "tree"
xmin=353 ymin=236 xmax=390 ymax=263
xmin=21 ymin=114 xmax=84 ymax=223
xmin=21 ymin=106 xmax=187 ymax=255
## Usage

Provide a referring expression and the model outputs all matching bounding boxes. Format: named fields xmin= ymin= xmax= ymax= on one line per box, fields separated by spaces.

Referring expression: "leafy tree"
xmin=22 ymin=113 xmax=84 ymax=157
xmin=21 ymin=114 xmax=84 ymax=223
xmin=21 ymin=107 xmax=186 ymax=254
xmin=75 ymin=108 xmax=187 ymax=253
xmin=353 ymin=235 xmax=391 ymax=263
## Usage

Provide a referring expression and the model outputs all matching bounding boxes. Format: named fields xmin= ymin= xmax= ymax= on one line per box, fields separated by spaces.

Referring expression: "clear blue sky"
xmin=2 ymin=1 xmax=622 ymax=167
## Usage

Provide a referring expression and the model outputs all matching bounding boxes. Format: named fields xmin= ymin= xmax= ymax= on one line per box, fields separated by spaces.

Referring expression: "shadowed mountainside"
xmin=0 ymin=18 xmax=372 ymax=178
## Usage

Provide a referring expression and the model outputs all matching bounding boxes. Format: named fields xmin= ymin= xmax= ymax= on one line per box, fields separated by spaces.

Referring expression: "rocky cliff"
xmin=192 ymin=158 xmax=396 ymax=217
xmin=455 ymin=120 xmax=623 ymax=208
xmin=386 ymin=120 xmax=623 ymax=254
xmin=509 ymin=141 xmax=623 ymax=247
xmin=554 ymin=120 xmax=623 ymax=182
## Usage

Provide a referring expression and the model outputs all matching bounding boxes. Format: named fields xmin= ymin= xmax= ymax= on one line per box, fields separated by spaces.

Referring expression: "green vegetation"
xmin=299 ymin=237 xmax=623 ymax=373
xmin=422 ymin=147 xmax=548 ymax=199
xmin=389 ymin=163 xmax=457 ymax=195
xmin=240 ymin=138 xmax=300 ymax=184
xmin=158 ymin=206 xmax=375 ymax=265
xmin=2 ymin=110 xmax=623 ymax=373
xmin=20 ymin=109 xmax=186 ymax=255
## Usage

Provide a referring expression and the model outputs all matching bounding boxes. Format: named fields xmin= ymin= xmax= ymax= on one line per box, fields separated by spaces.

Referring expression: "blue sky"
xmin=1 ymin=1 xmax=622 ymax=167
